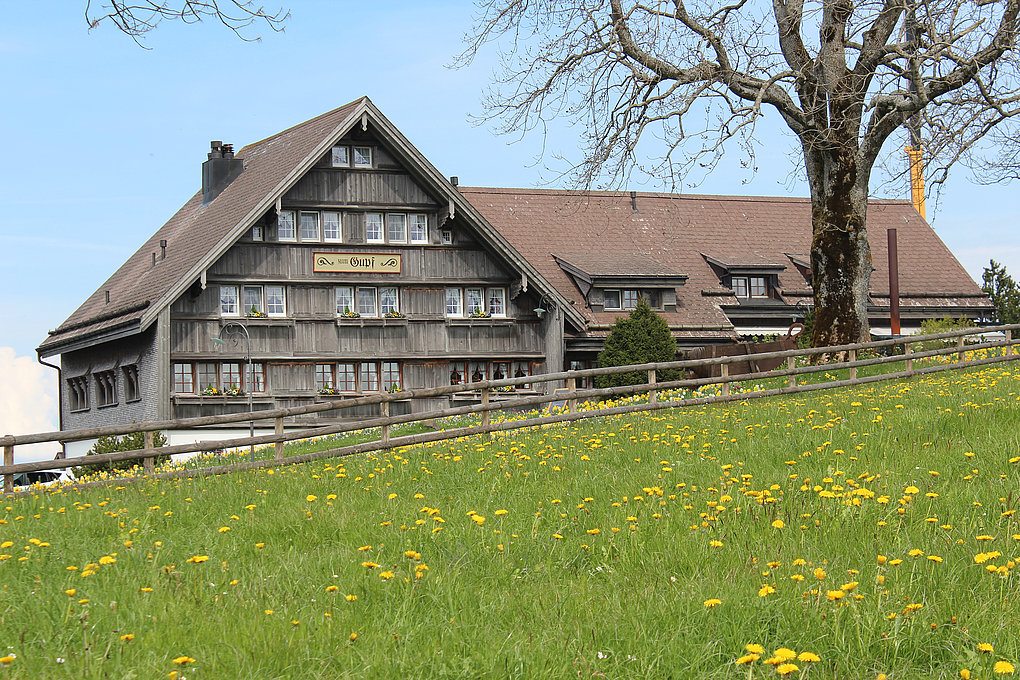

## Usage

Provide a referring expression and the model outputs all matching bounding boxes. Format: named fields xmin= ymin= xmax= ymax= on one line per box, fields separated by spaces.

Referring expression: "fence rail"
xmin=4 ymin=323 xmax=1019 ymax=493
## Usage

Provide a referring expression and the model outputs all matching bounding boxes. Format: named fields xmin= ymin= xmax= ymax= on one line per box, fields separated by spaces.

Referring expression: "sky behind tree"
xmin=1 ymin=1 xmax=1017 ymax=453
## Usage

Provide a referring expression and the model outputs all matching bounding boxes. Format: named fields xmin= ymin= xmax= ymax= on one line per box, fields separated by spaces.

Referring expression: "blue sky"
xmin=1 ymin=2 xmax=1018 ymax=450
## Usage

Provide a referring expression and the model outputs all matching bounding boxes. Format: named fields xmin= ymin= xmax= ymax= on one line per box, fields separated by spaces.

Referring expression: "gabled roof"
xmin=39 ymin=98 xmax=582 ymax=356
xmin=458 ymin=188 xmax=991 ymax=334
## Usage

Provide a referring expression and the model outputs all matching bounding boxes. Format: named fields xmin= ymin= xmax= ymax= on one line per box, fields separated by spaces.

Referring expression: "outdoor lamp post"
xmin=212 ymin=321 xmax=255 ymax=462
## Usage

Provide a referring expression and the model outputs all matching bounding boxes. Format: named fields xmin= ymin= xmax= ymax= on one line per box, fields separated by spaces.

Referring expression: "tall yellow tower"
xmin=905 ymin=144 xmax=925 ymax=219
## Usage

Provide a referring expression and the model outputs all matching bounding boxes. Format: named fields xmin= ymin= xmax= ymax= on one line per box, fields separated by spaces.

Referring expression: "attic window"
xmin=353 ymin=146 xmax=373 ymax=168
xmin=331 ymin=145 xmax=350 ymax=167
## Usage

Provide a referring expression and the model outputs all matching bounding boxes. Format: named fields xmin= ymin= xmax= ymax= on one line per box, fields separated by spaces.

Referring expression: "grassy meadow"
xmin=2 ymin=359 xmax=1020 ymax=678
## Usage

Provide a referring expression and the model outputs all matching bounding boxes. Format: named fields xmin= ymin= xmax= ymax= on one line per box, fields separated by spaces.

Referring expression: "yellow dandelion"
xmin=979 ymin=643 xmax=995 ymax=653
xmin=994 ymin=661 xmax=1015 ymax=675
xmin=777 ymin=663 xmax=799 ymax=675
xmin=186 ymin=555 xmax=209 ymax=564
xmin=306 ymin=495 xmax=317 ymax=502
xmin=472 ymin=515 xmax=486 ymax=525
xmin=798 ymin=652 xmax=821 ymax=662
xmin=349 ymin=633 xmax=358 ymax=641
xmin=326 ymin=585 xmax=339 ymax=592
xmin=736 ymin=654 xmax=759 ymax=664
xmin=813 ymin=567 xmax=826 ymax=580
xmin=345 ymin=594 xmax=357 ymax=601
xmin=64 ymin=588 xmax=76 ymax=596
xmin=495 ymin=509 xmax=508 ymax=516
xmin=703 ymin=598 xmax=722 ymax=608
xmin=746 ymin=644 xmax=765 ymax=654
xmin=758 ymin=584 xmax=776 ymax=597
xmin=218 ymin=526 xmax=230 ymax=533
xmin=773 ymin=648 xmax=797 ymax=661
xmin=379 ymin=570 xmax=395 ymax=580
xmin=0 ymin=655 xmax=15 ymax=664
xmin=772 ymin=519 xmax=785 ymax=529
xmin=120 ymin=633 xmax=135 ymax=642
xmin=172 ymin=656 xmax=195 ymax=664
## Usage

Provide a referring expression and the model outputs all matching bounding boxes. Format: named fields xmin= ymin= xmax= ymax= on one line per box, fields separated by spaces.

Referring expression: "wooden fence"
xmin=4 ymin=324 xmax=1019 ymax=494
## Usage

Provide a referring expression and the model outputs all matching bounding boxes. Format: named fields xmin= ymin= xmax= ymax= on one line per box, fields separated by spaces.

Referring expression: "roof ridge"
xmin=238 ymin=97 xmax=367 ymax=153
xmin=458 ymin=186 xmax=913 ymax=205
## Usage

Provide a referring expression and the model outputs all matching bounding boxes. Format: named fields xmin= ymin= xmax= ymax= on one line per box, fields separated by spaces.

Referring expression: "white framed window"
xmin=172 ymin=364 xmax=193 ymax=394
xmin=335 ymin=286 xmax=355 ymax=315
xmin=266 ymin=285 xmax=286 ymax=316
xmin=331 ymin=145 xmax=350 ymax=167
xmin=487 ymin=288 xmax=506 ymax=317
xmin=604 ymin=289 xmax=622 ymax=310
xmin=300 ymin=212 xmax=320 ymax=242
xmin=491 ymin=361 xmax=509 ymax=380
xmin=360 ymin=362 xmax=379 ymax=391
xmin=622 ymin=289 xmax=640 ymax=310
xmin=337 ymin=363 xmax=356 ymax=391
xmin=323 ymin=211 xmax=341 ymax=242
xmin=513 ymin=361 xmax=532 ymax=388
xmin=466 ymin=288 xmax=484 ymax=315
xmin=731 ymin=276 xmax=768 ymax=298
xmin=278 ymin=210 xmax=296 ymax=242
xmin=243 ymin=285 xmax=264 ymax=316
xmin=440 ymin=229 xmax=453 ymax=245
xmin=749 ymin=276 xmax=767 ymax=297
xmin=381 ymin=361 xmax=401 ymax=391
xmin=353 ymin=146 xmax=372 ymax=168
xmin=250 ymin=225 xmax=264 ymax=242
xmin=387 ymin=213 xmax=407 ymax=243
xmin=220 ymin=285 xmax=239 ymax=316
xmin=365 ymin=213 xmax=384 ymax=243
xmin=358 ymin=286 xmax=378 ymax=317
xmin=68 ymin=376 xmax=90 ymax=411
xmin=380 ymin=287 xmax=399 ymax=315
xmin=410 ymin=214 xmax=428 ymax=243
xmin=445 ymin=288 xmax=463 ymax=317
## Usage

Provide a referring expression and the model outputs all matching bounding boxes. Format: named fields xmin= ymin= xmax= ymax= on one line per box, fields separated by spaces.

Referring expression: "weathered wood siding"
xmin=168 ymin=127 xmax=555 ymax=422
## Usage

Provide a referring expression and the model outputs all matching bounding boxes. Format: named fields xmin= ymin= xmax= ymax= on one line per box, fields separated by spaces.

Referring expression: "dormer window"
xmin=731 ymin=276 xmax=768 ymax=298
xmin=331 ymin=145 xmax=350 ymax=167
xmin=604 ymin=289 xmax=661 ymax=310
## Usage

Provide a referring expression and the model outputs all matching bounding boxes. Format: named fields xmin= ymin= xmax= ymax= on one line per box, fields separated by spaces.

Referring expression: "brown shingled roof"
xmin=457 ymin=187 xmax=990 ymax=332
xmin=39 ymin=99 xmax=367 ymax=355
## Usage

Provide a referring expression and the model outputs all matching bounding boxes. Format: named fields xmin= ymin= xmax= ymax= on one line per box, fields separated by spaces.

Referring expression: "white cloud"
xmin=0 ymin=347 xmax=60 ymax=463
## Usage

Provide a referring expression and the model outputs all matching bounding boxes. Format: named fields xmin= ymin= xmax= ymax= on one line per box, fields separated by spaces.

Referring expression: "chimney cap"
xmin=450 ymin=176 xmax=459 ymax=186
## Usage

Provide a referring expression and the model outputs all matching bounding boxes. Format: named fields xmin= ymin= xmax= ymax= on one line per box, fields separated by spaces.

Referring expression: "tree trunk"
xmin=806 ymin=147 xmax=873 ymax=349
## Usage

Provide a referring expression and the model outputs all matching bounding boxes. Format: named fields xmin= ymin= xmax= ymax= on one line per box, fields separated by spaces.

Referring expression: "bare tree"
xmin=85 ymin=1 xmax=288 ymax=44
xmin=457 ymin=0 xmax=1020 ymax=347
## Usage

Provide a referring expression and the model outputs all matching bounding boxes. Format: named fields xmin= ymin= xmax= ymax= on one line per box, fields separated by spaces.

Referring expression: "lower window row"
xmin=172 ymin=360 xmax=538 ymax=396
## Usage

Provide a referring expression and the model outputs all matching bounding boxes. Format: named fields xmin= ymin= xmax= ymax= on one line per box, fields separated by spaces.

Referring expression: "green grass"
xmin=2 ymin=360 xmax=1019 ymax=679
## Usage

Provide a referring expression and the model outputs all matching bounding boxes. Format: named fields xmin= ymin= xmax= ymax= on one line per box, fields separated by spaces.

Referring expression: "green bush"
xmin=916 ymin=316 xmax=975 ymax=353
xmin=77 ymin=430 xmax=169 ymax=475
xmin=595 ymin=299 xmax=680 ymax=388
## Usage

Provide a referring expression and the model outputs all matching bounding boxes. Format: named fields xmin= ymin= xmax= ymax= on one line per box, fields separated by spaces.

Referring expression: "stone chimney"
xmin=202 ymin=141 xmax=244 ymax=204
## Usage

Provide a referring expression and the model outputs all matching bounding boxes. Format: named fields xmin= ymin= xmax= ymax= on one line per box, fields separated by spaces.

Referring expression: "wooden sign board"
xmin=313 ymin=252 xmax=401 ymax=274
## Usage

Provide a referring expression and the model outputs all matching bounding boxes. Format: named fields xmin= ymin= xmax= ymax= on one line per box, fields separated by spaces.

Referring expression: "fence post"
xmin=567 ymin=377 xmax=577 ymax=413
xmin=647 ymin=369 xmax=657 ymax=404
xmin=720 ymin=364 xmax=729 ymax=396
xmin=904 ymin=341 xmax=913 ymax=372
xmin=3 ymin=440 xmax=12 ymax=494
xmin=274 ymin=417 xmax=285 ymax=460
xmin=381 ymin=400 xmax=390 ymax=445
xmin=849 ymin=349 xmax=857 ymax=381
xmin=957 ymin=335 xmax=966 ymax=364
xmin=787 ymin=356 xmax=796 ymax=388
xmin=143 ymin=431 xmax=155 ymax=476
xmin=480 ymin=387 xmax=491 ymax=428
xmin=1006 ymin=330 xmax=1013 ymax=357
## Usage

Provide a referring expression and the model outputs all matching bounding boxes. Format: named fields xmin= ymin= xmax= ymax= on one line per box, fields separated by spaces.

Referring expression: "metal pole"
xmin=888 ymin=229 xmax=901 ymax=336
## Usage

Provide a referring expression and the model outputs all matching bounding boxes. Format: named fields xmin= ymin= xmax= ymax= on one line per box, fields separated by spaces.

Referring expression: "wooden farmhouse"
xmin=37 ymin=97 xmax=991 ymax=450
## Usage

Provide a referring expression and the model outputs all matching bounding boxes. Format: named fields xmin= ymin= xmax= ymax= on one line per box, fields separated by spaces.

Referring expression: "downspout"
xmin=36 ymin=352 xmax=64 ymax=457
